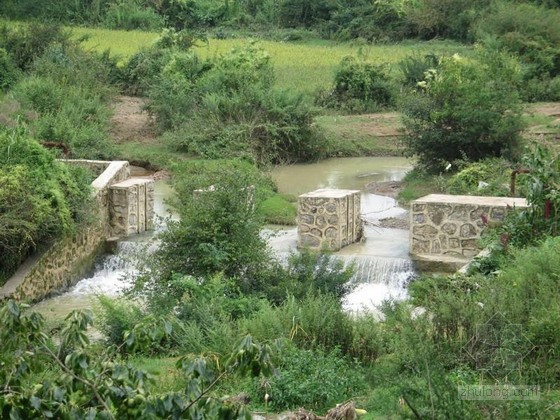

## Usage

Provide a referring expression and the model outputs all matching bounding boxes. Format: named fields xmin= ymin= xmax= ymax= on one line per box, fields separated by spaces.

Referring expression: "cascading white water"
xmin=341 ymin=255 xmax=416 ymax=313
xmin=67 ymin=241 xmax=144 ymax=296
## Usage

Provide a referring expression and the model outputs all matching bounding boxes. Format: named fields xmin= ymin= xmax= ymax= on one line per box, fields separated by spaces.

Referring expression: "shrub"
xmin=241 ymin=294 xmax=354 ymax=353
xmin=502 ymin=145 xmax=560 ymax=247
xmin=0 ymin=24 xmax=70 ymax=71
xmin=148 ymin=159 xmax=273 ymax=294
xmin=283 ymin=250 xmax=355 ymax=301
xmin=477 ymin=1 xmax=560 ymax=80
xmin=10 ymin=42 xmax=115 ymax=159
xmin=398 ymin=53 xmax=440 ymax=87
xmin=318 ymin=56 xmax=396 ymax=113
xmin=252 ymin=345 xmax=365 ymax=412
xmin=97 ymin=296 xmax=146 ymax=347
xmin=104 ymin=2 xmax=164 ymax=31
xmin=151 ymin=42 xmax=326 ymax=164
xmin=521 ymin=76 xmax=560 ymax=102
xmin=0 ymin=125 xmax=93 ymax=284
xmin=446 ymin=158 xmax=511 ymax=196
xmin=405 ymin=0 xmax=489 ymax=42
xmin=0 ymin=48 xmax=20 ymax=91
xmin=401 ymin=49 xmax=524 ymax=173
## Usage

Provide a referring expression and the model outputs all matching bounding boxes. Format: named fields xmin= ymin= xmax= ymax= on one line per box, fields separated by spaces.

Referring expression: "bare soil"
xmin=109 ymin=95 xmax=158 ymax=144
xmin=110 ymin=96 xmax=560 ymax=147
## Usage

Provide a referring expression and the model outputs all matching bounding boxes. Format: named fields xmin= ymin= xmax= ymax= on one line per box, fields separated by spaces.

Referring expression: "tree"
xmin=0 ymin=300 xmax=275 ymax=419
xmin=401 ymin=49 xmax=525 ymax=173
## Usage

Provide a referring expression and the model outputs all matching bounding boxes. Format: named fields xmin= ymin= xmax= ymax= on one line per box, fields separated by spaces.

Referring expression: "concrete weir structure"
xmin=297 ymin=188 xmax=363 ymax=251
xmin=410 ymin=194 xmax=528 ymax=270
xmin=0 ymin=160 xmax=154 ymax=302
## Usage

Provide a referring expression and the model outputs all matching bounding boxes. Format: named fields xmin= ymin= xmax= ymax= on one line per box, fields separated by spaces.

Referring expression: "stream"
xmin=33 ymin=157 xmax=414 ymax=320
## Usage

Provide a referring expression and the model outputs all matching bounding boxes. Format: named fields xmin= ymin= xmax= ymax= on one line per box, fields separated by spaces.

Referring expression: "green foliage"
xmin=252 ymin=345 xmax=365 ymax=412
xmin=283 ymin=250 xmax=355 ymax=301
xmin=503 ymin=145 xmax=560 ymax=247
xmin=446 ymin=158 xmax=511 ymax=196
xmin=318 ymin=56 xmax=396 ymax=113
xmin=478 ymin=1 xmax=560 ymax=79
xmin=8 ymin=41 xmax=116 ymax=158
xmin=139 ymin=159 xmax=273 ymax=301
xmin=401 ymin=49 xmax=525 ymax=173
xmin=150 ymin=42 xmax=326 ymax=165
xmin=326 ymin=0 xmax=414 ymax=42
xmin=241 ymin=294 xmax=354 ymax=353
xmin=104 ymin=1 xmax=164 ymax=31
xmin=478 ymin=1 xmax=560 ymax=101
xmin=0 ymin=48 xmax=20 ymax=91
xmin=0 ymin=300 xmax=276 ymax=418
xmin=406 ymin=0 xmax=489 ymax=42
xmin=97 ymin=296 xmax=146 ymax=349
xmin=259 ymin=193 xmax=296 ymax=225
xmin=398 ymin=53 xmax=440 ymax=87
xmin=0 ymin=23 xmax=70 ymax=71
xmin=0 ymin=125 xmax=93 ymax=283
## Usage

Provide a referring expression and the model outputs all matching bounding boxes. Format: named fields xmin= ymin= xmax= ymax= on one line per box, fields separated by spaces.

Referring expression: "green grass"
xmin=129 ymin=356 xmax=185 ymax=395
xmin=113 ymin=141 xmax=190 ymax=169
xmin=318 ymin=113 xmax=405 ymax=157
xmin=260 ymin=193 xmax=297 ymax=226
xmin=398 ymin=169 xmax=447 ymax=204
xmin=70 ymin=26 xmax=471 ymax=93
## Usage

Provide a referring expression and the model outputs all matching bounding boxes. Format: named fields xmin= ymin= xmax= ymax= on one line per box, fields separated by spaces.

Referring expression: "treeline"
xmin=1 ymin=0 xmax=559 ymax=42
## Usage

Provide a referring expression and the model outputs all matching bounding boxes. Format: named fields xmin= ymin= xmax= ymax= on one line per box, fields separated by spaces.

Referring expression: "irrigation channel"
xmin=33 ymin=157 xmax=415 ymax=321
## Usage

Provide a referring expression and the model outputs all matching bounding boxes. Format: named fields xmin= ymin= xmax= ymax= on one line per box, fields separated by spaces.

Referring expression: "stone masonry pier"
xmin=298 ymin=189 xmax=362 ymax=251
xmin=410 ymin=194 xmax=528 ymax=271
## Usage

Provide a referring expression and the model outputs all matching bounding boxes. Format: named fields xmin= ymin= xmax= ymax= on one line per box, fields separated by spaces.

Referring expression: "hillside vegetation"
xmin=1 ymin=0 xmax=560 ymax=418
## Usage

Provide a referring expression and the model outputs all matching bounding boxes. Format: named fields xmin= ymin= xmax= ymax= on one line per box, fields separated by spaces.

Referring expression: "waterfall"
xmin=340 ymin=255 xmax=417 ymax=314
xmin=68 ymin=241 xmax=150 ymax=296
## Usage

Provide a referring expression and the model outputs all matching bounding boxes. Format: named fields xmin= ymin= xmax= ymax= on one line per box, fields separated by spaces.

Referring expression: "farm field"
xmin=70 ymin=26 xmax=471 ymax=93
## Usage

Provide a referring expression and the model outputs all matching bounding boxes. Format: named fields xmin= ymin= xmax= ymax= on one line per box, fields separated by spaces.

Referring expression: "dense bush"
xmin=0 ymin=125 xmax=93 ymax=284
xmin=134 ymin=159 xmax=273 ymax=300
xmin=0 ymin=48 xmax=20 ymax=91
xmin=0 ymin=24 xmax=70 ymax=72
xmin=0 ymin=300 xmax=275 ymax=419
xmin=8 ymin=42 xmax=116 ymax=158
xmin=251 ymin=344 xmax=365 ymax=412
xmin=148 ymin=42 xmax=326 ymax=164
xmin=104 ymin=1 xmax=164 ymax=30
xmin=446 ymin=158 xmax=511 ymax=196
xmin=405 ymin=0 xmax=489 ymax=42
xmin=478 ymin=1 xmax=560 ymax=100
xmin=318 ymin=56 xmax=396 ymax=113
xmin=500 ymin=145 xmax=560 ymax=247
xmin=478 ymin=2 xmax=560 ymax=79
xmin=398 ymin=53 xmax=440 ymax=87
xmin=401 ymin=49 xmax=525 ymax=173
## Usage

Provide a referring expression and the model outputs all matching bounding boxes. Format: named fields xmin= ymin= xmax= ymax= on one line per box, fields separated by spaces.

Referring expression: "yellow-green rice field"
xmin=70 ymin=27 xmax=471 ymax=93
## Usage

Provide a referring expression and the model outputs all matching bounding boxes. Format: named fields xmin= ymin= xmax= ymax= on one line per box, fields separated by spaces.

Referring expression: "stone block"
xmin=410 ymin=194 xmax=528 ymax=268
xmin=109 ymin=179 xmax=155 ymax=237
xmin=297 ymin=189 xmax=362 ymax=251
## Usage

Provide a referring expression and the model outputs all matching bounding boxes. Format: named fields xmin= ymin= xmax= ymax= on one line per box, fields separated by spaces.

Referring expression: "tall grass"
xmin=70 ymin=26 xmax=471 ymax=93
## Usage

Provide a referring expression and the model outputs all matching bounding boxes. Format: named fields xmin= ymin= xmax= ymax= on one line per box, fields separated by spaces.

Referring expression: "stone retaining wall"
xmin=1 ymin=160 xmax=131 ymax=302
xmin=297 ymin=189 xmax=362 ymax=251
xmin=410 ymin=194 xmax=528 ymax=262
